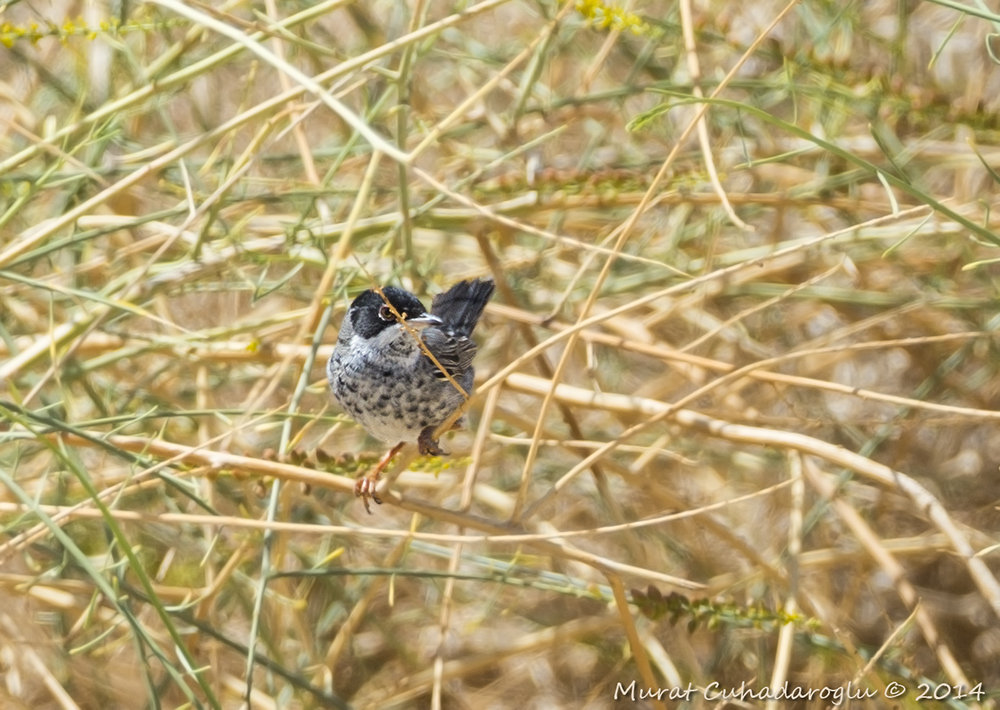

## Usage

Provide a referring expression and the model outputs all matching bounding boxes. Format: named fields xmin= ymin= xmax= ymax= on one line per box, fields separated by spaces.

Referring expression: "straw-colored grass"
xmin=2 ymin=0 xmax=999 ymax=708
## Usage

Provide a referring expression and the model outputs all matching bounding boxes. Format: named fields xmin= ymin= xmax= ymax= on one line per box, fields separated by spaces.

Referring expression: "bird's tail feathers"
xmin=430 ymin=278 xmax=495 ymax=337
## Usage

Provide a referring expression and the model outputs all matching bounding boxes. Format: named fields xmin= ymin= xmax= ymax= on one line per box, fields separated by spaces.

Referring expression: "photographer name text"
xmin=615 ymin=680 xmax=986 ymax=704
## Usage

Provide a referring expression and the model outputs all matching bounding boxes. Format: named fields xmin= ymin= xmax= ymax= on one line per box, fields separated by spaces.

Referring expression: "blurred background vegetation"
xmin=1 ymin=0 xmax=1000 ymax=707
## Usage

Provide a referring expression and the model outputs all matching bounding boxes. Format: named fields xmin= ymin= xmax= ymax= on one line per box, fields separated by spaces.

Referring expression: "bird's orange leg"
xmin=355 ymin=441 xmax=404 ymax=514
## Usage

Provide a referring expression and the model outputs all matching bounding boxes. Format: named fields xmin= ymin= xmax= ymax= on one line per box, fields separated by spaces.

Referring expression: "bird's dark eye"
xmin=378 ymin=304 xmax=396 ymax=322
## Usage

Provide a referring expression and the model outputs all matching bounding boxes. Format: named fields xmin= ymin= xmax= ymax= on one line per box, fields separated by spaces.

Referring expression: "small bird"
xmin=327 ymin=277 xmax=495 ymax=512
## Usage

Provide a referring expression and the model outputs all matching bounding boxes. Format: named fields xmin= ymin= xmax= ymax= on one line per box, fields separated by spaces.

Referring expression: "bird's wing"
xmin=420 ymin=327 xmax=477 ymax=381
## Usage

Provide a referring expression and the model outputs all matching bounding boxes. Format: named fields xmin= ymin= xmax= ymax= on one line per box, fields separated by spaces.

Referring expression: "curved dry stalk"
xmin=804 ymin=459 xmax=971 ymax=689
xmin=678 ymin=0 xmax=754 ymax=232
xmin=431 ymin=386 xmax=499 ymax=710
xmin=42 ymin=433 xmax=702 ymax=590
xmin=491 ymin=304 xmax=1000 ymax=421
xmin=148 ymin=0 xmax=406 ymax=163
xmin=766 ymin=452 xmax=803 ymax=710
xmin=609 ymin=573 xmax=666 ymax=710
xmin=0 ymin=476 xmax=794 ymax=547
xmin=503 ymin=373 xmax=1000 ymax=621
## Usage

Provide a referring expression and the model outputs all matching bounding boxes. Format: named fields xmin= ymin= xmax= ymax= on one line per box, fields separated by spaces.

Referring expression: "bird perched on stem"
xmin=327 ymin=277 xmax=495 ymax=512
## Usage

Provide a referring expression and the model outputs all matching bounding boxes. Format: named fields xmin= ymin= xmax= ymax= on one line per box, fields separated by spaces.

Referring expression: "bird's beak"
xmin=405 ymin=313 xmax=443 ymax=329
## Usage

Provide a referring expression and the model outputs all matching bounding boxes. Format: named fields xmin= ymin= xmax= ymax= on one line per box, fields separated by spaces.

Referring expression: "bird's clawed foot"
xmin=355 ymin=442 xmax=404 ymax=514
xmin=418 ymin=426 xmax=448 ymax=457
xmin=355 ymin=428 xmax=457 ymax=513
xmin=354 ymin=475 xmax=381 ymax=513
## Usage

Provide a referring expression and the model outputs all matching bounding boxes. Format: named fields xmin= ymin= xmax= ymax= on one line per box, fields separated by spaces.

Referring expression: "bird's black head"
xmin=347 ymin=286 xmax=433 ymax=340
